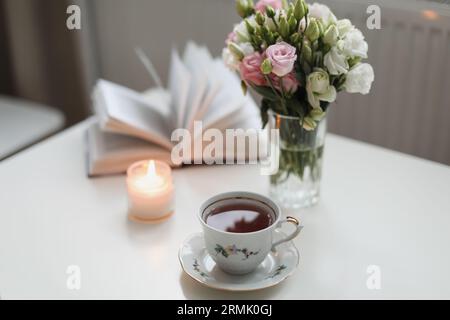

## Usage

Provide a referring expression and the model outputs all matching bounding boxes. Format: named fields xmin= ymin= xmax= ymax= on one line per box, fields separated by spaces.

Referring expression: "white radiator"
xmin=322 ymin=0 xmax=450 ymax=164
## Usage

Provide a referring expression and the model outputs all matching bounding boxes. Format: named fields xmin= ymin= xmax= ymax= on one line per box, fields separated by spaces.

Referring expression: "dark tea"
xmin=204 ymin=198 xmax=275 ymax=233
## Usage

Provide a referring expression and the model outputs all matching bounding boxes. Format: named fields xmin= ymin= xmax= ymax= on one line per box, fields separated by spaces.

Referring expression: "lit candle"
xmin=126 ymin=160 xmax=174 ymax=223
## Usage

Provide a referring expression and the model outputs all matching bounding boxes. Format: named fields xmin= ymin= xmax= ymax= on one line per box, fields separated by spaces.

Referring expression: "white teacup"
xmin=199 ymin=191 xmax=302 ymax=275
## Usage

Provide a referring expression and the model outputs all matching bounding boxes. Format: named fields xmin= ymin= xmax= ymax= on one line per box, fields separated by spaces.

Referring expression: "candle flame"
xmin=131 ymin=159 xmax=166 ymax=193
xmin=147 ymin=160 xmax=156 ymax=178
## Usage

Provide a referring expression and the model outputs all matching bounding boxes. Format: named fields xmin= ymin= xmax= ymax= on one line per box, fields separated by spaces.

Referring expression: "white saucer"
xmin=178 ymin=231 xmax=300 ymax=291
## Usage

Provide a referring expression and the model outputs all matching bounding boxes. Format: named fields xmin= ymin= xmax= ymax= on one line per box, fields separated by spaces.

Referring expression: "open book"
xmin=86 ymin=42 xmax=261 ymax=176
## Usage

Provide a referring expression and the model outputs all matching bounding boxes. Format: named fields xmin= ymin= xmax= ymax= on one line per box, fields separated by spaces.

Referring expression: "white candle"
xmin=126 ymin=160 xmax=174 ymax=223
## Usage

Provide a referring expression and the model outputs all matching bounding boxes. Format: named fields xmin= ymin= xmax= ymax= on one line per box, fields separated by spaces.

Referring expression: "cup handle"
xmin=271 ymin=216 xmax=303 ymax=252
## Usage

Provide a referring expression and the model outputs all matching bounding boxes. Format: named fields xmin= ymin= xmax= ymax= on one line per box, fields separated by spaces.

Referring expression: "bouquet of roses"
xmin=223 ymin=0 xmax=374 ymax=130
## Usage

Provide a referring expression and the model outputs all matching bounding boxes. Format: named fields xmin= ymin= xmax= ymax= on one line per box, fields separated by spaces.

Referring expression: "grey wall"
xmin=2 ymin=0 xmax=91 ymax=125
xmin=90 ymin=0 xmax=239 ymax=90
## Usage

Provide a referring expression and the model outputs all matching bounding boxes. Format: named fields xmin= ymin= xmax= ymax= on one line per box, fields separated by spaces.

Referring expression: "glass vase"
xmin=268 ymin=110 xmax=327 ymax=209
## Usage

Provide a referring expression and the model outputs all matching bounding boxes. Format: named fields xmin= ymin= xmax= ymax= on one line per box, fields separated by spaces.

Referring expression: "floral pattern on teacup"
xmin=214 ymin=244 xmax=259 ymax=260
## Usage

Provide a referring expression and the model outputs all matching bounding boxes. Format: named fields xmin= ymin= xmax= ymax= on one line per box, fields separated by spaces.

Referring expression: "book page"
xmin=203 ymin=95 xmax=260 ymax=132
xmin=86 ymin=121 xmax=175 ymax=176
xmin=182 ymin=42 xmax=209 ymax=129
xmin=200 ymin=59 xmax=248 ymax=132
xmin=168 ymin=48 xmax=191 ymax=129
xmin=94 ymin=80 xmax=173 ymax=149
xmin=185 ymin=45 xmax=223 ymax=132
xmin=141 ymin=88 xmax=171 ymax=118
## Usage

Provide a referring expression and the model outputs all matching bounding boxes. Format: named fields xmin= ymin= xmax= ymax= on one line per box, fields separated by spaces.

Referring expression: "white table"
xmin=0 ymin=96 xmax=64 ymax=159
xmin=0 ymin=119 xmax=450 ymax=299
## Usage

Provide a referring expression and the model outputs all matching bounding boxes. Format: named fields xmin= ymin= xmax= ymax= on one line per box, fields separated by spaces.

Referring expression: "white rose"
xmin=336 ymin=19 xmax=354 ymax=37
xmin=222 ymin=48 xmax=239 ymax=71
xmin=344 ymin=63 xmax=374 ymax=94
xmin=234 ymin=15 xmax=257 ymax=43
xmin=306 ymin=68 xmax=337 ymax=108
xmin=234 ymin=22 xmax=249 ymax=43
xmin=239 ymin=42 xmax=255 ymax=57
xmin=324 ymin=47 xmax=349 ymax=75
xmin=308 ymin=3 xmax=337 ymax=26
xmin=341 ymin=28 xmax=368 ymax=58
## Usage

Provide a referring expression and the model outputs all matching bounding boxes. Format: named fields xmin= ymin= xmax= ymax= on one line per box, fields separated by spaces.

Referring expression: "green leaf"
xmin=333 ymin=74 xmax=346 ymax=92
xmin=251 ymin=85 xmax=279 ymax=101
xmin=320 ymin=101 xmax=331 ymax=112
xmin=260 ymin=98 xmax=272 ymax=128
xmin=301 ymin=60 xmax=312 ymax=76
xmin=314 ymin=51 xmax=323 ymax=68
xmin=286 ymin=98 xmax=306 ymax=118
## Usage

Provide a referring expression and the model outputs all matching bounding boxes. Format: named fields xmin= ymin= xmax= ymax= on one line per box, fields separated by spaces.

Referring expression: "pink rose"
xmin=225 ymin=31 xmax=237 ymax=45
xmin=255 ymin=0 xmax=283 ymax=13
xmin=270 ymin=72 xmax=299 ymax=94
xmin=239 ymin=52 xmax=266 ymax=86
xmin=265 ymin=42 xmax=297 ymax=77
